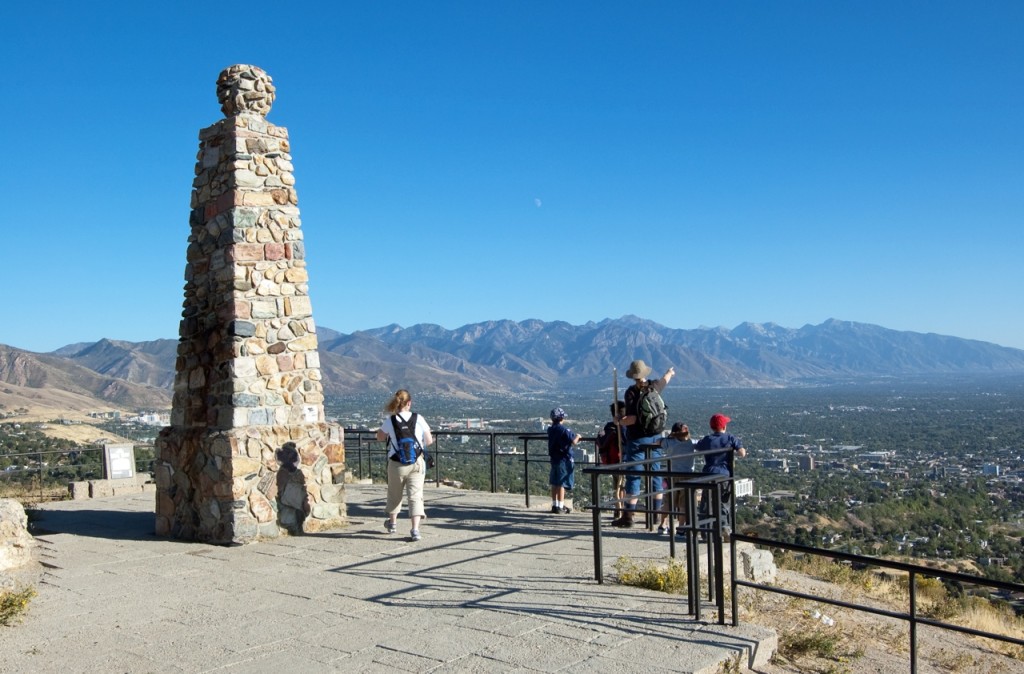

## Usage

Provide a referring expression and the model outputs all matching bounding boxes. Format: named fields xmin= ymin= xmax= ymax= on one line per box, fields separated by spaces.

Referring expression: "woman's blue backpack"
xmin=390 ymin=413 xmax=423 ymax=465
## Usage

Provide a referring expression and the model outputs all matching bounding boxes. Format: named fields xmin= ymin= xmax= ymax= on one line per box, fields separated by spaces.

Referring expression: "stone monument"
xmin=154 ymin=65 xmax=346 ymax=544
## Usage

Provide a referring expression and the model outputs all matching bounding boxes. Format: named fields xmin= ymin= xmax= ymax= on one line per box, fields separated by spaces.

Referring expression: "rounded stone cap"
xmin=217 ymin=64 xmax=276 ymax=117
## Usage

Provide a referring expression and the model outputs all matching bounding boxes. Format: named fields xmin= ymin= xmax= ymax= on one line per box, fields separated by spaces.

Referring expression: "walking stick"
xmin=612 ymin=368 xmax=623 ymax=451
xmin=612 ymin=368 xmax=623 ymax=519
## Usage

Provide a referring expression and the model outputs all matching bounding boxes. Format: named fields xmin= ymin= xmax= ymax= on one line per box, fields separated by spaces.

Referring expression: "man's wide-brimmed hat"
xmin=626 ymin=359 xmax=652 ymax=379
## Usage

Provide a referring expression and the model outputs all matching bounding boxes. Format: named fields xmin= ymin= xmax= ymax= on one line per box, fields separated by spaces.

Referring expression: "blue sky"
xmin=4 ymin=2 xmax=1022 ymax=353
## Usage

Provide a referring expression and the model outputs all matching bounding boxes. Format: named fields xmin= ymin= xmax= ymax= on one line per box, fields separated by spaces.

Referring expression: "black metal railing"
xmin=730 ymin=534 xmax=1024 ymax=674
xmin=344 ymin=428 xmax=606 ymax=507
xmin=584 ymin=446 xmax=1024 ymax=672
xmin=584 ymin=449 xmax=735 ymax=623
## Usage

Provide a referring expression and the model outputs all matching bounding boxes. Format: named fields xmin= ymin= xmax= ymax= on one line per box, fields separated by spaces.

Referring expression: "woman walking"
xmin=376 ymin=389 xmax=433 ymax=541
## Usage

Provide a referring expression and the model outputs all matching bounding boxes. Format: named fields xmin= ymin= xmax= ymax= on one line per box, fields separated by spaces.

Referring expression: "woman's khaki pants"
xmin=386 ymin=456 xmax=426 ymax=519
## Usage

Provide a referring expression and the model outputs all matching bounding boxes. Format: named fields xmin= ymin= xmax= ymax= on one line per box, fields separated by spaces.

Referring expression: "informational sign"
xmin=303 ymin=405 xmax=319 ymax=423
xmin=103 ymin=443 xmax=136 ymax=480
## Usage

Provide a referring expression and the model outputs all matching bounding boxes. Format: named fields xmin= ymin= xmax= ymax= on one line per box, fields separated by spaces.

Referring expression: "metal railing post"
xmin=687 ymin=484 xmax=699 ymax=616
xmin=910 ymin=570 xmax=918 ymax=674
xmin=356 ymin=436 xmax=362 ymax=481
xmin=713 ymin=482 xmax=726 ymax=624
xmin=591 ymin=471 xmax=603 ymax=583
xmin=489 ymin=432 xmax=497 ymax=493
xmin=730 ymin=484 xmax=739 ymax=626
xmin=523 ymin=436 xmax=531 ymax=508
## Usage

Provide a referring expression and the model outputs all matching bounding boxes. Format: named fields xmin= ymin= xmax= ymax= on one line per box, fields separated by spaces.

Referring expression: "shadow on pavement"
xmin=28 ymin=508 xmax=157 ymax=541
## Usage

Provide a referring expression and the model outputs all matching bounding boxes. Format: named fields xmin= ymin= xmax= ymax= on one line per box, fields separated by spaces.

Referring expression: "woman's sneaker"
xmin=410 ymin=529 xmax=421 ymax=542
xmin=384 ymin=519 xmax=396 ymax=534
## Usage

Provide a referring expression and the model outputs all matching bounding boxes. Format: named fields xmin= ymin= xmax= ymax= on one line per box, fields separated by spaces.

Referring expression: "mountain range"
xmin=2 ymin=317 xmax=1024 ymax=412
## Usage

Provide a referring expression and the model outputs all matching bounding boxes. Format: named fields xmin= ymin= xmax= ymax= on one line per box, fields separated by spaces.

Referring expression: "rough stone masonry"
xmin=154 ymin=64 xmax=346 ymax=544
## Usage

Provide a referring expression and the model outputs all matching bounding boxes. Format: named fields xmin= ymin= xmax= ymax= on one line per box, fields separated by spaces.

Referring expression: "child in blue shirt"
xmin=696 ymin=413 xmax=747 ymax=527
xmin=547 ymin=407 xmax=581 ymax=514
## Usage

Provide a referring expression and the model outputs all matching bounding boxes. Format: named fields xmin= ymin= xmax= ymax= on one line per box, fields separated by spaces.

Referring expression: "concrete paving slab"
xmin=0 ymin=484 xmax=776 ymax=673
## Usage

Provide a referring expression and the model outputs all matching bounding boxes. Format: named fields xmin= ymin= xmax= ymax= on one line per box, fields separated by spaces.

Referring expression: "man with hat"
xmin=612 ymin=359 xmax=675 ymax=527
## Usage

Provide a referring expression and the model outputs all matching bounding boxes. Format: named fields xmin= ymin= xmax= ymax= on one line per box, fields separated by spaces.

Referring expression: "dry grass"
xmin=1 ymin=414 xmax=134 ymax=445
xmin=0 ymin=483 xmax=69 ymax=503
xmin=613 ymin=556 xmax=690 ymax=594
xmin=750 ymin=552 xmax=1024 ymax=672
xmin=0 ymin=391 xmax=135 ymax=445
xmin=608 ymin=548 xmax=1024 ymax=672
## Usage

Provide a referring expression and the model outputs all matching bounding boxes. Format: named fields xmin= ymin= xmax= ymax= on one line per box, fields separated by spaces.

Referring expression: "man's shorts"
xmin=624 ymin=436 xmax=664 ymax=497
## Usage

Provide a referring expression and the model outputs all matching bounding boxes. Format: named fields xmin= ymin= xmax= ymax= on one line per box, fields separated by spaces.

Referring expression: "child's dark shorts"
xmin=549 ymin=457 xmax=574 ymax=489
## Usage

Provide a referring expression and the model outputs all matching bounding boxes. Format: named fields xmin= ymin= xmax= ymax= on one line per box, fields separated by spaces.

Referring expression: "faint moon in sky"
xmin=534 ymin=198 xmax=542 ymax=208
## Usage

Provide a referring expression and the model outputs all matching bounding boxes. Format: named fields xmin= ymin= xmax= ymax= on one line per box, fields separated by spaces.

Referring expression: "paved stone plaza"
xmin=0 ymin=485 xmax=776 ymax=673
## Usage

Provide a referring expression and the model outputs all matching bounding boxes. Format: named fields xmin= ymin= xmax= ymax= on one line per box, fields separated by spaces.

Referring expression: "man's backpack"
xmin=390 ymin=413 xmax=423 ymax=465
xmin=637 ymin=386 xmax=668 ymax=436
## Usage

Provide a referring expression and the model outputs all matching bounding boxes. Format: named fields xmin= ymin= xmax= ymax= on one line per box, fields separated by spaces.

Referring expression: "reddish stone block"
xmin=230 ymin=243 xmax=265 ymax=261
xmin=264 ymin=243 xmax=286 ymax=260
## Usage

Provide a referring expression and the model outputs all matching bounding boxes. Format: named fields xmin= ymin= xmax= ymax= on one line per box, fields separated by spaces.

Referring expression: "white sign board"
xmin=103 ymin=443 xmax=136 ymax=480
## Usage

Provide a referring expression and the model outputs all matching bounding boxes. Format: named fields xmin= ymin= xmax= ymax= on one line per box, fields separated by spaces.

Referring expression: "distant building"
xmin=797 ymin=454 xmax=815 ymax=471
xmin=734 ymin=478 xmax=753 ymax=498
xmin=763 ymin=458 xmax=789 ymax=472
xmin=131 ymin=412 xmax=171 ymax=426
xmin=573 ymin=447 xmax=594 ymax=463
xmin=979 ymin=556 xmax=1008 ymax=567
xmin=982 ymin=464 xmax=1001 ymax=476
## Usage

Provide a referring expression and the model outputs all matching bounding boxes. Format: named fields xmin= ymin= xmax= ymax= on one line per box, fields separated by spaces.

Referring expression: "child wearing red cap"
xmin=695 ymin=413 xmax=746 ymax=528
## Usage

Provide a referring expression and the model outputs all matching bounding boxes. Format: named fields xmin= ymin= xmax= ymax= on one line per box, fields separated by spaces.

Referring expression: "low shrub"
xmin=613 ymin=556 xmax=689 ymax=594
xmin=0 ymin=587 xmax=36 ymax=626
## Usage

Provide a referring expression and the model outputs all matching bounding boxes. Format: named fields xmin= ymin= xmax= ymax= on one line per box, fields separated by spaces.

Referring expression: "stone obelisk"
xmin=154 ymin=65 xmax=346 ymax=544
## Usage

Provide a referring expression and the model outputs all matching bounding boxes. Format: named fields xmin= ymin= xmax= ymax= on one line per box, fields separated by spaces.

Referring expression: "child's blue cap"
xmin=550 ymin=407 xmax=566 ymax=421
